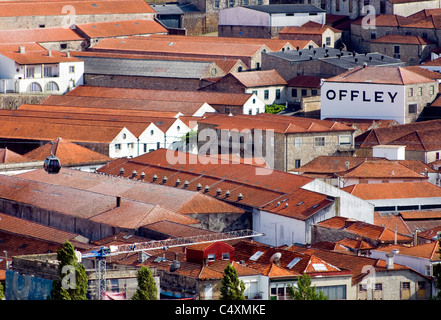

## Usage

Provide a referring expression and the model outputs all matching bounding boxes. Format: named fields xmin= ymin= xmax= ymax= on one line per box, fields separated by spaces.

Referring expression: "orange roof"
xmin=75 ymin=19 xmax=167 ymax=38
xmin=342 ymin=181 xmax=441 ymax=200
xmin=228 ymin=69 xmax=287 ymax=87
xmin=374 ymin=212 xmax=411 ymax=235
xmin=0 ymin=148 xmax=30 ymax=163
xmin=326 ymin=65 xmax=436 ymax=85
xmin=375 ymin=242 xmax=440 ymax=260
xmin=0 ymin=27 xmax=84 ymax=44
xmin=387 ymin=129 xmax=441 ymax=151
xmin=24 ymin=137 xmax=111 ymax=166
xmin=371 ymin=34 xmax=434 ymax=45
xmin=0 ymin=48 xmax=82 ymax=65
xmin=280 ymin=21 xmax=341 ymax=35
xmin=351 ymin=14 xmax=416 ymax=27
xmin=0 ymin=0 xmax=155 ymax=17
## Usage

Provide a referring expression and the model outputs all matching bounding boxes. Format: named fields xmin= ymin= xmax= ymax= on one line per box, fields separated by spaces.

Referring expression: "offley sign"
xmin=325 ymin=89 xmax=398 ymax=103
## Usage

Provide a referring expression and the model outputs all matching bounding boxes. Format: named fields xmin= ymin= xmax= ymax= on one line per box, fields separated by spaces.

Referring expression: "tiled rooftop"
xmin=75 ymin=19 xmax=167 ymax=38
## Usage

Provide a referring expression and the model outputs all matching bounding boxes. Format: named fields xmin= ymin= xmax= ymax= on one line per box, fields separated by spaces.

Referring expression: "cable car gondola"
xmin=43 ymin=141 xmax=61 ymax=174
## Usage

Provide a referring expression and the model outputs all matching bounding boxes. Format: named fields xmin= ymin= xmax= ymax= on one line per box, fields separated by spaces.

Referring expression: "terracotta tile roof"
xmin=422 ymin=57 xmax=441 ymax=66
xmin=0 ymin=27 xmax=84 ymax=44
xmin=67 ymin=85 xmax=252 ymax=107
xmin=24 ymin=137 xmax=111 ymax=166
xmin=75 ymin=19 xmax=167 ymax=38
xmin=371 ymin=35 xmax=434 ymax=45
xmin=342 ymin=181 xmax=441 ymax=200
xmin=387 ymin=129 xmax=441 ymax=151
xmin=141 ymin=220 xmax=215 ymax=238
xmin=0 ymin=212 xmax=91 ymax=250
xmin=326 ymin=66 xmax=436 ymax=85
xmin=18 ymin=167 xmax=245 ymax=216
xmin=374 ymin=212 xmax=412 ymax=235
xmin=399 ymin=210 xmax=441 ymax=220
xmin=287 ymin=75 xmax=323 ymax=88
xmin=0 ymin=48 xmax=82 ymax=65
xmin=408 ymin=8 xmax=441 ymax=20
xmin=199 ymin=113 xmax=354 ymax=134
xmin=229 ymin=69 xmax=287 ymax=87
xmin=280 ymin=21 xmax=341 ymax=35
xmin=147 ymin=34 xmax=310 ymax=51
xmin=416 ymin=225 xmax=441 ymax=240
xmin=351 ymin=14 xmax=416 ymax=27
xmin=404 ymin=66 xmax=441 ymax=80
xmin=336 ymin=159 xmax=427 ymax=180
xmin=356 ymin=119 xmax=441 ymax=149
xmin=91 ymin=36 xmax=269 ymax=64
xmin=0 ymin=0 xmax=155 ymax=17
xmin=0 ymin=148 xmax=30 ymax=163
xmin=375 ymin=242 xmax=440 ymax=260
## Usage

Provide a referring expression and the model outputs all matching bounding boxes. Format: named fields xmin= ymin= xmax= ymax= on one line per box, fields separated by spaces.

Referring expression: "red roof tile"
xmin=0 ymin=27 xmax=84 ymax=44
xmin=75 ymin=19 xmax=167 ymax=38
xmin=371 ymin=35 xmax=434 ymax=45
xmin=0 ymin=48 xmax=82 ymax=65
xmin=0 ymin=148 xmax=29 ymax=163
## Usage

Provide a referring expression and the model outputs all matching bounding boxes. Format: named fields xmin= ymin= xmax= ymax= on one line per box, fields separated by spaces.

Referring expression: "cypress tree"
xmin=288 ymin=273 xmax=328 ymax=300
xmin=132 ymin=266 xmax=158 ymax=300
xmin=220 ymin=263 xmax=245 ymax=300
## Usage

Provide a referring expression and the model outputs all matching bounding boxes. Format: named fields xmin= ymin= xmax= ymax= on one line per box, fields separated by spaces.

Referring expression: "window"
xmin=60 ymin=43 xmax=67 ymax=50
xmin=359 ymin=284 xmax=367 ymax=292
xmin=336 ymin=0 xmax=340 ymax=11
xmin=316 ymin=285 xmax=346 ymax=300
xmin=326 ymin=37 xmax=331 ymax=46
xmin=370 ymin=31 xmax=376 ymax=39
xmin=295 ymin=138 xmax=301 ymax=148
xmin=26 ymin=67 xmax=34 ymax=78
xmin=248 ymin=109 xmax=253 ymax=115
xmin=417 ymin=87 xmax=422 ymax=96
xmin=128 ymin=143 xmax=134 ymax=149
xmin=264 ymin=89 xmax=269 ymax=100
xmin=44 ymin=66 xmax=53 ymax=77
xmin=380 ymin=1 xmax=386 ymax=13
xmin=314 ymin=136 xmax=325 ymax=147
xmin=375 ymin=283 xmax=383 ymax=291
xmin=291 ymin=88 xmax=298 ymax=97
xmin=69 ymin=66 xmax=75 ymax=73
xmin=401 ymin=282 xmax=410 ymax=290
xmin=276 ymin=89 xmax=281 ymax=100
xmin=243 ymin=0 xmax=248 ymax=4
xmin=394 ymin=46 xmax=400 ymax=54
xmin=207 ymin=254 xmax=216 ymax=262
xmin=430 ymin=85 xmax=435 ymax=95
xmin=408 ymin=87 xmax=413 ymax=97
xmin=115 ymin=144 xmax=121 ymax=150
xmin=294 ymin=159 xmax=301 ymax=168
xmin=311 ymin=89 xmax=318 ymax=96
xmin=339 ymin=135 xmax=352 ymax=146
xmin=301 ymin=89 xmax=308 ymax=96
xmin=222 ymin=253 xmax=230 ymax=260
xmin=257 ymin=0 xmax=262 ymax=4
xmin=229 ymin=0 xmax=234 ymax=7
xmin=349 ymin=0 xmax=353 ymax=12
xmin=45 ymin=81 xmax=59 ymax=92
xmin=27 ymin=82 xmax=42 ymax=92
xmin=408 ymin=104 xmax=417 ymax=114
xmin=214 ymin=0 xmax=219 ymax=7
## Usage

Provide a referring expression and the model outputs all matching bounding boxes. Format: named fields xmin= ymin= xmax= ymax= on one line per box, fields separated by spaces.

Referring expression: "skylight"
xmin=249 ymin=251 xmax=264 ymax=261
xmin=312 ymin=263 xmax=328 ymax=271
xmin=286 ymin=257 xmax=301 ymax=269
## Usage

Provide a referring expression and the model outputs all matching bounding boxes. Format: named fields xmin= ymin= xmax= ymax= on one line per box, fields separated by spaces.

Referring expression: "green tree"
xmin=287 ymin=273 xmax=328 ymax=300
xmin=132 ymin=266 xmax=158 ymax=300
xmin=220 ymin=263 xmax=245 ymax=300
xmin=51 ymin=241 xmax=88 ymax=300
xmin=0 ymin=282 xmax=4 ymax=300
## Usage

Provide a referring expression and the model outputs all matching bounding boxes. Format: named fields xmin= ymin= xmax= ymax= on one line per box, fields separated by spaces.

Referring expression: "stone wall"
xmin=0 ymin=94 xmax=49 ymax=110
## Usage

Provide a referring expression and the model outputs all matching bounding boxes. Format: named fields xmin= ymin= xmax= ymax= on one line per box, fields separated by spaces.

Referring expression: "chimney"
xmin=48 ymin=50 xmax=52 ymax=57
xmin=345 ymin=161 xmax=350 ymax=170
xmin=19 ymin=46 xmax=25 ymax=54
xmin=66 ymin=51 xmax=71 ymax=58
xmin=413 ymin=229 xmax=418 ymax=246
xmin=386 ymin=249 xmax=399 ymax=270
xmin=116 ymin=196 xmax=122 ymax=207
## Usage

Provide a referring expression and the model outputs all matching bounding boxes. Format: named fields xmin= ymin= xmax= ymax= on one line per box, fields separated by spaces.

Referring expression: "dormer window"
xmin=207 ymin=254 xmax=216 ymax=262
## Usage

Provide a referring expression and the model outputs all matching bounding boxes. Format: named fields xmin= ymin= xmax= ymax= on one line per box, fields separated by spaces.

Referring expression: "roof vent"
xmin=276 ymin=201 xmax=280 ymax=207
xmin=131 ymin=170 xmax=137 ymax=178
xmin=238 ymin=193 xmax=243 ymax=201
xmin=184 ymin=180 xmax=189 ymax=188
xmin=197 ymin=183 xmax=202 ymax=191
xmin=175 ymin=178 xmax=181 ymax=187
xmin=216 ymin=188 xmax=222 ymax=196
xmin=162 ymin=176 xmax=168 ymax=183
xmin=225 ymin=190 xmax=231 ymax=198
xmin=48 ymin=50 xmax=52 ymax=57
xmin=204 ymin=185 xmax=210 ymax=193
xmin=152 ymin=174 xmax=158 ymax=182
xmin=345 ymin=161 xmax=350 ymax=170
xmin=119 ymin=168 xmax=125 ymax=175
xmin=140 ymin=172 xmax=145 ymax=180
xmin=285 ymin=203 xmax=288 ymax=208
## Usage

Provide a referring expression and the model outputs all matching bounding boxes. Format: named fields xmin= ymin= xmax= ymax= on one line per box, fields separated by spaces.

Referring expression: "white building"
xmin=321 ymin=66 xmax=438 ymax=124
xmin=0 ymin=45 xmax=84 ymax=94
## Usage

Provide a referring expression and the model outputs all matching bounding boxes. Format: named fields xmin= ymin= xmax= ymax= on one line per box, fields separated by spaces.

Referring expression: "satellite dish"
xmin=270 ymin=252 xmax=282 ymax=263
xmin=170 ymin=260 xmax=181 ymax=272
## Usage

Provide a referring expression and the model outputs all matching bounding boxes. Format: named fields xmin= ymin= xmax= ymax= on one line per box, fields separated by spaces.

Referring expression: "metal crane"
xmin=81 ymin=229 xmax=265 ymax=299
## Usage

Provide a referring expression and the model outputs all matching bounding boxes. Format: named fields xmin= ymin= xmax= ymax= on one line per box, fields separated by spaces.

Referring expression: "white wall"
xmin=165 ymin=118 xmax=191 ymax=149
xmin=302 ymin=179 xmax=375 ymax=224
xmin=138 ymin=122 xmax=165 ymax=155
xmin=321 ymin=82 xmax=406 ymax=124
xmin=109 ymin=128 xmax=139 ymax=158
xmin=270 ymin=12 xmax=325 ymax=27
xmin=242 ymin=94 xmax=266 ymax=115
xmin=241 ymin=275 xmax=269 ymax=300
xmin=246 ymin=86 xmax=286 ymax=106
xmin=193 ymin=103 xmax=217 ymax=117
xmin=219 ymin=7 xmax=270 ymax=26
xmin=372 ymin=145 xmax=406 ymax=160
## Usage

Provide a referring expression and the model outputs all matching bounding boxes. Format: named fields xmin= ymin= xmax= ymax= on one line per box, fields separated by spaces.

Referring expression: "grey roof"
xmin=150 ymin=3 xmax=184 ymax=15
xmin=79 ymin=56 xmax=214 ymax=79
xmin=244 ymin=4 xmax=325 ymax=14
xmin=264 ymin=47 xmax=404 ymax=68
